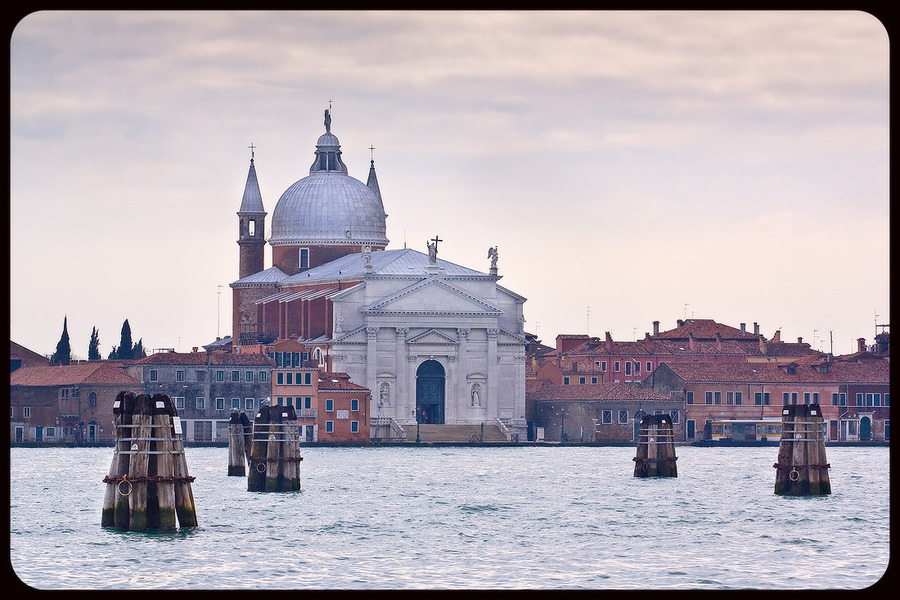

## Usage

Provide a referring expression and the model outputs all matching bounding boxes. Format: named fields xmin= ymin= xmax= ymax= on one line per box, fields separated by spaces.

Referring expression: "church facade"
xmin=230 ymin=110 xmax=527 ymax=438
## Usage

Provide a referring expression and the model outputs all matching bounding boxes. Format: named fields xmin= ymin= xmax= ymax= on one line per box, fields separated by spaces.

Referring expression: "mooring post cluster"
xmin=227 ymin=411 xmax=253 ymax=477
xmin=773 ymin=404 xmax=831 ymax=496
xmin=633 ymin=413 xmax=678 ymax=478
xmin=247 ymin=404 xmax=303 ymax=492
xmin=101 ymin=391 xmax=198 ymax=531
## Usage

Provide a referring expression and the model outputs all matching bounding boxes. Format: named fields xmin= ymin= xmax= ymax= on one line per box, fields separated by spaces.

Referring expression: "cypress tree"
xmin=88 ymin=327 xmax=101 ymax=360
xmin=117 ymin=320 xmax=134 ymax=360
xmin=51 ymin=316 xmax=71 ymax=365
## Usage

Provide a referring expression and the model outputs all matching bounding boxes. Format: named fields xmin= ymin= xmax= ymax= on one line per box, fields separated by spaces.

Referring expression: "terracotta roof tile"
xmin=10 ymin=362 xmax=141 ymax=387
xmin=527 ymin=381 xmax=673 ymax=402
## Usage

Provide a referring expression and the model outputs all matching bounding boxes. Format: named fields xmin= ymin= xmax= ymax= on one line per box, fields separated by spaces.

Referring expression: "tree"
xmin=108 ymin=319 xmax=144 ymax=360
xmin=51 ymin=316 xmax=71 ymax=365
xmin=88 ymin=327 xmax=101 ymax=360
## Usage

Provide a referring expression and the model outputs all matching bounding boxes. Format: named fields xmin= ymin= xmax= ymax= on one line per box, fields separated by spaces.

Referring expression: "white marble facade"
xmin=329 ymin=253 xmax=527 ymax=433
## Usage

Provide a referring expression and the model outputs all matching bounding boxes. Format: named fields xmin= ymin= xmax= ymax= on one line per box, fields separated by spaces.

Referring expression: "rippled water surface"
xmin=9 ymin=445 xmax=890 ymax=590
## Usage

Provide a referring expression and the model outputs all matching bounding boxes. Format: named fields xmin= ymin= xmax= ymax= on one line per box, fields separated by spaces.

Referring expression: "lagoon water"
xmin=8 ymin=445 xmax=890 ymax=590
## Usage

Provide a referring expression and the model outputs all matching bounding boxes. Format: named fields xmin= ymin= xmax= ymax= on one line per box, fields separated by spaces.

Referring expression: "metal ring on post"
xmin=789 ymin=468 xmax=800 ymax=482
xmin=256 ymin=462 xmax=267 ymax=473
xmin=117 ymin=478 xmax=133 ymax=496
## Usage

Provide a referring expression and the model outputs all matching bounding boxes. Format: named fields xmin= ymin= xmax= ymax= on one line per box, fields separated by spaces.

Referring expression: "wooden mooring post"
xmin=633 ymin=413 xmax=678 ymax=478
xmin=247 ymin=404 xmax=302 ymax=492
xmin=773 ymin=404 xmax=831 ymax=496
xmin=228 ymin=412 xmax=247 ymax=476
xmin=101 ymin=392 xmax=197 ymax=531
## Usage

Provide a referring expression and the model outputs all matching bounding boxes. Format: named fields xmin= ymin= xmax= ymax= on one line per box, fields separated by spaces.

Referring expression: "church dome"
xmin=268 ymin=109 xmax=388 ymax=247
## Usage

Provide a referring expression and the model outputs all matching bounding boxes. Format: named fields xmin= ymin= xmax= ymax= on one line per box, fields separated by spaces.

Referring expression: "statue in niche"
xmin=379 ymin=382 xmax=391 ymax=407
xmin=487 ymin=246 xmax=498 ymax=269
xmin=334 ymin=313 xmax=343 ymax=333
xmin=471 ymin=384 xmax=481 ymax=407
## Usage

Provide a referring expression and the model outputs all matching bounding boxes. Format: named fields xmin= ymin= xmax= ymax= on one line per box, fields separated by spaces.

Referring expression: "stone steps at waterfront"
xmin=411 ymin=423 xmax=508 ymax=443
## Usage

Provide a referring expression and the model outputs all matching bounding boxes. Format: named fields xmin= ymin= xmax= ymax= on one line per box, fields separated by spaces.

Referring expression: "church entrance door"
xmin=416 ymin=360 xmax=445 ymax=424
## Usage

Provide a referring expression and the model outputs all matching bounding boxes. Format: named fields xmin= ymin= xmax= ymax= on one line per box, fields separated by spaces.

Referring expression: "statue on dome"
xmin=487 ymin=246 xmax=499 ymax=269
xmin=324 ymin=108 xmax=332 ymax=133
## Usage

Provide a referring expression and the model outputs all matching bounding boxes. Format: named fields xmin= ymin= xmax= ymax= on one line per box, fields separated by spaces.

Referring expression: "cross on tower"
xmin=369 ymin=145 xmax=376 ymax=162
xmin=248 ymin=143 xmax=256 ymax=160
xmin=431 ymin=235 xmax=443 ymax=252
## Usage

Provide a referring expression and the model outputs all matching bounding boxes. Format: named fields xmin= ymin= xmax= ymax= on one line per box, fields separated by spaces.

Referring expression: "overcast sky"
xmin=9 ymin=10 xmax=890 ymax=359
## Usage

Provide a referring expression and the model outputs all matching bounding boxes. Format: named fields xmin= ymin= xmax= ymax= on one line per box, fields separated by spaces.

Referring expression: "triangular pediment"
xmin=407 ymin=329 xmax=459 ymax=345
xmin=333 ymin=325 xmax=368 ymax=344
xmin=498 ymin=328 xmax=528 ymax=345
xmin=361 ymin=278 xmax=502 ymax=316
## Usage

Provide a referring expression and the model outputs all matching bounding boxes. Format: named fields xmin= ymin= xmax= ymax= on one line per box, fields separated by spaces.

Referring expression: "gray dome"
xmin=268 ymin=108 xmax=388 ymax=247
xmin=268 ymin=172 xmax=388 ymax=247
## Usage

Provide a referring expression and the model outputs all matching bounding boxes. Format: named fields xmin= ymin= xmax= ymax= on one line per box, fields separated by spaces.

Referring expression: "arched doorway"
xmin=416 ymin=360 xmax=445 ymax=424
xmin=860 ymin=416 xmax=872 ymax=441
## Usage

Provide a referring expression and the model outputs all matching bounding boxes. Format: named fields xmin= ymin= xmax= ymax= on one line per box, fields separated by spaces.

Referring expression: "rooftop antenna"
xmin=586 ymin=306 xmax=590 ymax=336
xmin=684 ymin=303 xmax=690 ymax=319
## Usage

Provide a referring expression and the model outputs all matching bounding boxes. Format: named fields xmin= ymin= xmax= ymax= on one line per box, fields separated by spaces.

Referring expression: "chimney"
xmin=653 ymin=321 xmax=660 ymax=336
xmin=644 ymin=332 xmax=653 ymax=353
xmin=688 ymin=332 xmax=696 ymax=352
xmin=677 ymin=319 xmax=685 ymax=328
xmin=857 ymin=338 xmax=866 ymax=353
xmin=797 ymin=337 xmax=803 ymax=344
xmin=753 ymin=322 xmax=760 ymax=336
xmin=715 ymin=333 xmax=723 ymax=352
xmin=605 ymin=331 xmax=613 ymax=352
xmin=192 ymin=347 xmax=199 ymax=353
xmin=740 ymin=323 xmax=746 ymax=335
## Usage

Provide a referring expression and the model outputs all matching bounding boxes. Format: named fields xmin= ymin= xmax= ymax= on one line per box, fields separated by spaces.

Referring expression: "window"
xmin=276 ymin=397 xmax=284 ymax=406
xmin=277 ymin=372 xmax=284 ymax=385
xmin=670 ymin=410 xmax=679 ymax=424
xmin=46 ymin=427 xmax=56 ymax=438
xmin=23 ymin=407 xmax=31 ymax=418
xmin=286 ymin=373 xmax=293 ymax=385
xmin=687 ymin=420 xmax=695 ymax=440
xmin=618 ymin=410 xmax=628 ymax=424
xmin=727 ymin=392 xmax=734 ymax=405
xmin=600 ymin=361 xmax=607 ymax=372
xmin=325 ymin=399 xmax=334 ymax=411
xmin=856 ymin=393 xmax=863 ymax=406
xmin=351 ymin=399 xmax=359 ymax=411
xmin=602 ymin=410 xmax=612 ymax=424
xmin=305 ymin=373 xmax=312 ymax=385
xmin=89 ymin=392 xmax=97 ymax=407
xmin=614 ymin=361 xmax=620 ymax=373
xmin=149 ymin=369 xmax=158 ymax=382
xmin=246 ymin=371 xmax=254 ymax=382
xmin=579 ymin=377 xmax=586 ymax=384
xmin=351 ymin=421 xmax=359 ymax=434
xmin=216 ymin=398 xmax=225 ymax=410
xmin=625 ymin=362 xmax=632 ymax=376
xmin=258 ymin=371 xmax=267 ymax=383
xmin=231 ymin=371 xmax=240 ymax=382
xmin=634 ymin=361 xmax=640 ymax=374
xmin=714 ymin=391 xmax=722 ymax=405
xmin=646 ymin=361 xmax=652 ymax=373
xmin=831 ymin=393 xmax=839 ymax=405
xmin=305 ymin=397 xmax=312 ymax=409
xmin=885 ymin=393 xmax=890 ymax=406
xmin=299 ymin=248 xmax=309 ymax=269
xmin=325 ymin=421 xmax=334 ymax=433
xmin=686 ymin=391 xmax=694 ymax=405
xmin=216 ymin=370 xmax=225 ymax=382
xmin=176 ymin=370 xmax=185 ymax=382
xmin=705 ymin=391 xmax=713 ymax=405
xmin=563 ymin=377 xmax=570 ymax=385
xmin=231 ymin=398 xmax=240 ymax=410
xmin=865 ymin=393 xmax=875 ymax=407
xmin=791 ymin=392 xmax=798 ymax=405
xmin=591 ymin=377 xmax=598 ymax=384
xmin=196 ymin=397 xmax=205 ymax=410
xmin=175 ymin=397 xmax=185 ymax=410
xmin=803 ymin=392 xmax=811 ymax=404
xmin=783 ymin=392 xmax=790 ymax=405
xmin=245 ymin=398 xmax=254 ymax=411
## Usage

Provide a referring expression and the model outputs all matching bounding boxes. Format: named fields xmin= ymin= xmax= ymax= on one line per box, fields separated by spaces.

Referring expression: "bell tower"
xmin=237 ymin=144 xmax=267 ymax=279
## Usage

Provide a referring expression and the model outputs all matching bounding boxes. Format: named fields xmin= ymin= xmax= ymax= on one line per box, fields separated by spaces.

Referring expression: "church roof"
xmin=282 ymin=248 xmax=486 ymax=285
xmin=237 ymin=153 xmax=265 ymax=215
xmin=268 ymin=110 xmax=388 ymax=248
xmin=231 ymin=265 xmax=288 ymax=287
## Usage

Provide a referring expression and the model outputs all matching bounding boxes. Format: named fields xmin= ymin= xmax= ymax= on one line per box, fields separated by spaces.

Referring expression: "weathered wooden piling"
xmin=241 ymin=411 xmax=253 ymax=464
xmin=633 ymin=413 xmax=678 ymax=478
xmin=248 ymin=404 xmax=302 ymax=492
xmin=774 ymin=403 xmax=831 ymax=496
xmin=101 ymin=392 xmax=197 ymax=531
xmin=228 ymin=412 xmax=247 ymax=476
